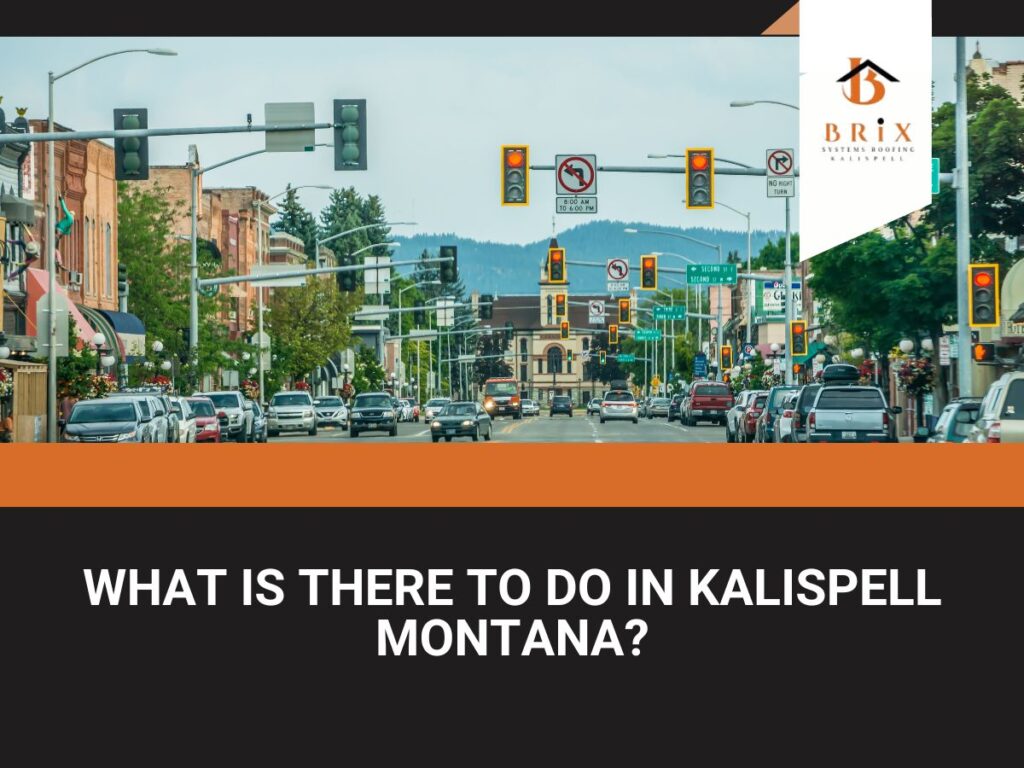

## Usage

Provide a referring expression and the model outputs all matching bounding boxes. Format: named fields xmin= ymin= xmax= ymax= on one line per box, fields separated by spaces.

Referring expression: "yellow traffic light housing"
xmin=608 ymin=324 xmax=619 ymax=346
xmin=790 ymin=321 xmax=808 ymax=357
xmin=560 ymin=321 xmax=570 ymax=340
xmin=618 ymin=298 xmax=630 ymax=324
xmin=686 ymin=148 xmax=714 ymax=209
xmin=968 ymin=263 xmax=1000 ymax=328
xmin=555 ymin=293 xmax=567 ymax=317
xmin=548 ymin=247 xmax=566 ymax=284
xmin=640 ymin=255 xmax=657 ymax=291
xmin=501 ymin=145 xmax=529 ymax=206
xmin=720 ymin=344 xmax=733 ymax=370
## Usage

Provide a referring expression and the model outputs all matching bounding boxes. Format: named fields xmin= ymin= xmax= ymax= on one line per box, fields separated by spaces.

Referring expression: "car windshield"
xmin=485 ymin=382 xmax=517 ymax=395
xmin=426 ymin=399 xmax=450 ymax=408
xmin=272 ymin=394 xmax=311 ymax=407
xmin=553 ymin=396 xmax=570 ymax=403
xmin=443 ymin=404 xmax=477 ymax=416
xmin=316 ymin=398 xmax=343 ymax=407
xmin=206 ymin=393 xmax=240 ymax=408
xmin=604 ymin=391 xmax=634 ymax=402
xmin=768 ymin=387 xmax=800 ymax=410
xmin=653 ymin=398 xmax=670 ymax=405
xmin=695 ymin=384 xmax=730 ymax=396
xmin=752 ymin=395 xmax=768 ymax=409
xmin=70 ymin=402 xmax=137 ymax=424
xmin=816 ymin=389 xmax=885 ymax=410
xmin=188 ymin=400 xmax=216 ymax=417
xmin=1000 ymin=381 xmax=1024 ymax=420
xmin=355 ymin=394 xmax=392 ymax=408
xmin=798 ymin=386 xmax=822 ymax=413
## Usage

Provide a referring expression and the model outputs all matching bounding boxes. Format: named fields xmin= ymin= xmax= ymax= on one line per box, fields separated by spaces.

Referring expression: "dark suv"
xmin=668 ymin=393 xmax=684 ymax=422
xmin=549 ymin=395 xmax=573 ymax=417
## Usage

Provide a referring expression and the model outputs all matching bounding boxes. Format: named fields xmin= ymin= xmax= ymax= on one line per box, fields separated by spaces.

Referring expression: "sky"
xmin=1 ymin=37 xmax=1021 ymax=245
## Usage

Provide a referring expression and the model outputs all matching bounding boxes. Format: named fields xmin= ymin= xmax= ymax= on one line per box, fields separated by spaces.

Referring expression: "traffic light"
xmin=333 ymin=99 xmax=367 ymax=171
xmin=686 ymin=148 xmax=714 ymax=209
xmin=608 ymin=324 xmax=619 ymax=346
xmin=793 ymin=363 xmax=804 ymax=375
xmin=560 ymin=321 xmax=570 ymax=340
xmin=599 ymin=350 xmax=607 ymax=365
xmin=548 ymin=247 xmax=566 ymax=284
xmin=721 ymin=344 xmax=732 ymax=370
xmin=479 ymin=294 xmax=493 ymax=320
xmin=117 ymin=263 xmax=129 ymax=297
xmin=113 ymin=108 xmax=149 ymax=181
xmin=414 ymin=300 xmax=426 ymax=326
xmin=722 ymin=373 xmax=731 ymax=384
xmin=640 ymin=255 xmax=657 ymax=290
xmin=337 ymin=252 xmax=357 ymax=292
xmin=501 ymin=145 xmax=529 ymax=206
xmin=566 ymin=349 xmax=573 ymax=363
xmin=972 ymin=342 xmax=995 ymax=363
xmin=555 ymin=293 xmax=567 ymax=317
xmin=790 ymin=320 xmax=808 ymax=356
xmin=968 ymin=263 xmax=1000 ymax=327
xmin=439 ymin=245 xmax=458 ymax=284
xmin=618 ymin=298 xmax=630 ymax=324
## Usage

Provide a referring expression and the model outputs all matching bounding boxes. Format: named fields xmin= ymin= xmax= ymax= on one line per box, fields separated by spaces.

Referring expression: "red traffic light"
xmin=642 ymin=257 xmax=654 ymax=269
xmin=506 ymin=149 xmax=525 ymax=168
xmin=973 ymin=271 xmax=992 ymax=288
xmin=792 ymin=322 xmax=805 ymax=334
xmin=691 ymin=154 xmax=709 ymax=171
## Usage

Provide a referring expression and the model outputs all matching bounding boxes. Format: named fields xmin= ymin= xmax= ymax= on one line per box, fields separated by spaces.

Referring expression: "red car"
xmin=187 ymin=397 xmax=222 ymax=443
xmin=739 ymin=393 xmax=768 ymax=443
xmin=682 ymin=381 xmax=735 ymax=426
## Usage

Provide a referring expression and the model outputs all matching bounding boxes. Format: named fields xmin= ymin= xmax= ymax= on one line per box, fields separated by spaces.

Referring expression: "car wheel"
xmin=600 ymin=418 xmax=606 ymax=424
xmin=444 ymin=436 xmax=452 ymax=442
xmin=472 ymin=427 xmax=479 ymax=442
xmin=309 ymin=426 xmax=318 ymax=437
xmin=432 ymin=436 xmax=439 ymax=443
xmin=268 ymin=430 xmax=278 ymax=438
xmin=632 ymin=418 xmax=639 ymax=425
xmin=513 ymin=411 xmax=521 ymax=420
xmin=390 ymin=426 xmax=398 ymax=437
xmin=350 ymin=429 xmax=359 ymax=438
xmin=726 ymin=426 xmax=733 ymax=443
xmin=484 ymin=426 xmax=492 ymax=441
xmin=569 ymin=412 xmax=573 ymax=418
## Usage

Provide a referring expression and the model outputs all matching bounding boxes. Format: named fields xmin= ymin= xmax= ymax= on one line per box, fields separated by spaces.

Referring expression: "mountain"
xmin=393 ymin=220 xmax=784 ymax=294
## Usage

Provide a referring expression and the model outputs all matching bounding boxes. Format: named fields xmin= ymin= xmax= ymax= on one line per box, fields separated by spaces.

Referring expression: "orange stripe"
xmin=6 ymin=444 xmax=1024 ymax=507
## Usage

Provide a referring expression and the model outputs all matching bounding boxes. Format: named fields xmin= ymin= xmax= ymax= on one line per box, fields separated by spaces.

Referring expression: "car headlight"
xmin=116 ymin=430 xmax=139 ymax=442
xmin=204 ymin=423 xmax=218 ymax=431
xmin=304 ymin=410 xmax=314 ymax=418
xmin=267 ymin=408 xmax=276 ymax=416
xmin=432 ymin=420 xmax=442 ymax=429
xmin=461 ymin=420 xmax=473 ymax=427
xmin=63 ymin=433 xmax=81 ymax=442
xmin=484 ymin=401 xmax=495 ymax=409
xmin=352 ymin=411 xmax=363 ymax=418
xmin=383 ymin=409 xmax=394 ymax=418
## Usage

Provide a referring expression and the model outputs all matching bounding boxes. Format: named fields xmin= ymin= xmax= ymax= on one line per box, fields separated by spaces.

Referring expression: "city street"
xmin=271 ymin=415 xmax=726 ymax=443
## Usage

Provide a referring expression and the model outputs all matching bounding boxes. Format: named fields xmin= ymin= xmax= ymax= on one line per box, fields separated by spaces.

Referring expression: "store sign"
xmin=754 ymin=279 xmax=802 ymax=322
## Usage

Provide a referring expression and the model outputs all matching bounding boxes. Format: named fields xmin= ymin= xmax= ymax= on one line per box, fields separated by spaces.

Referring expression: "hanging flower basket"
xmin=87 ymin=373 xmax=118 ymax=399
xmin=294 ymin=380 xmax=310 ymax=391
xmin=760 ymin=370 xmax=782 ymax=389
xmin=240 ymin=379 xmax=260 ymax=401
xmin=897 ymin=356 xmax=934 ymax=398
xmin=145 ymin=375 xmax=171 ymax=388
xmin=0 ymin=369 xmax=13 ymax=399
xmin=857 ymin=360 xmax=876 ymax=386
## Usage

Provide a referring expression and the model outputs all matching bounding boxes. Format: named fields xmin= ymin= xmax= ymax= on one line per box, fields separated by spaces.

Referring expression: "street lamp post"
xmin=716 ymin=201 xmax=753 ymax=344
xmin=92 ymin=333 xmax=114 ymax=376
xmin=45 ymin=47 xmax=177 ymax=441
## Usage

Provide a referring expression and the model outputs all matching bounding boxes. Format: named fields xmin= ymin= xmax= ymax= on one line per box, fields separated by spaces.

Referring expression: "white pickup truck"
xmin=966 ymin=372 xmax=1024 ymax=443
xmin=806 ymin=385 xmax=898 ymax=443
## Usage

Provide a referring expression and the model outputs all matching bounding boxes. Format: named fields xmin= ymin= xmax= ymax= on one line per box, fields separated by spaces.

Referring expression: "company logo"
xmin=837 ymin=58 xmax=899 ymax=105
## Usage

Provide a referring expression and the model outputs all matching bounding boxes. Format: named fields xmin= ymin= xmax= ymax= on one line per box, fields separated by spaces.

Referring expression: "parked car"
xmin=926 ymin=398 xmax=982 ymax=443
xmin=964 ymin=372 xmax=1024 ymax=444
xmin=248 ymin=399 xmax=268 ymax=443
xmin=521 ymin=399 xmax=541 ymax=417
xmin=198 ymin=391 xmax=253 ymax=443
xmin=187 ymin=396 xmax=222 ymax=443
xmin=647 ymin=397 xmax=671 ymax=419
xmin=62 ymin=398 xmax=149 ymax=443
xmin=429 ymin=401 xmax=492 ymax=442
xmin=637 ymin=397 xmax=651 ymax=419
xmin=738 ymin=392 xmax=768 ymax=443
xmin=600 ymin=390 xmax=639 ymax=424
xmin=550 ymin=395 xmax=573 ymax=417
xmin=726 ymin=390 xmax=763 ymax=443
xmin=314 ymin=396 xmax=349 ymax=429
xmin=754 ymin=385 xmax=802 ymax=442
xmin=806 ymin=385 xmax=900 ymax=443
xmin=667 ymin=394 xmax=685 ymax=422
xmin=168 ymin=396 xmax=197 ymax=443
xmin=350 ymin=392 xmax=399 ymax=438
xmin=267 ymin=390 xmax=316 ymax=437
xmin=790 ymin=384 xmax=823 ymax=443
xmin=587 ymin=398 xmax=602 ymax=416
xmin=108 ymin=392 xmax=174 ymax=443
xmin=423 ymin=398 xmax=452 ymax=421
xmin=682 ymin=381 xmax=735 ymax=426
xmin=400 ymin=399 xmax=420 ymax=422
xmin=773 ymin=391 xmax=801 ymax=443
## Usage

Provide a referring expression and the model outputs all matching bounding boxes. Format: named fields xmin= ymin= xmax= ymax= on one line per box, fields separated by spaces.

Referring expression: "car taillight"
xmin=808 ymin=412 xmax=816 ymax=430
xmin=783 ymin=409 xmax=793 ymax=418
xmin=987 ymin=421 xmax=1001 ymax=443
xmin=882 ymin=411 xmax=890 ymax=429
xmin=511 ymin=395 xmax=520 ymax=404
xmin=792 ymin=413 xmax=801 ymax=429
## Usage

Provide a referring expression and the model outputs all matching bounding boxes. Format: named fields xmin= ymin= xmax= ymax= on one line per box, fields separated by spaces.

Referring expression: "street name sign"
xmin=653 ymin=305 xmax=687 ymax=321
xmin=616 ymin=353 xmax=636 ymax=363
xmin=766 ymin=147 xmax=795 ymax=198
xmin=687 ymin=264 xmax=737 ymax=285
xmin=635 ymin=328 xmax=662 ymax=342
xmin=932 ymin=158 xmax=940 ymax=195
xmin=250 ymin=263 xmax=307 ymax=288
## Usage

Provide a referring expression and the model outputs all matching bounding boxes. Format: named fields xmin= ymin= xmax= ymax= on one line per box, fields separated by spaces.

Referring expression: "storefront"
xmin=0 ymin=359 xmax=47 ymax=442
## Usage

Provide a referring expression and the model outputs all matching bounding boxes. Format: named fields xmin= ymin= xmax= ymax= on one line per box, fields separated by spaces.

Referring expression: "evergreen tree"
xmin=271 ymin=184 xmax=320 ymax=260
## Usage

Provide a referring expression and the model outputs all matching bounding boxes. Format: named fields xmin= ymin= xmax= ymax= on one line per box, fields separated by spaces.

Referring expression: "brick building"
xmin=969 ymin=43 xmax=1024 ymax=104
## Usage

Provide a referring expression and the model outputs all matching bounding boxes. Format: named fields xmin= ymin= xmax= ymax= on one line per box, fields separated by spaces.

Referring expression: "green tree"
xmin=351 ymin=345 xmax=384 ymax=394
xmin=750 ymin=234 xmax=799 ymax=271
xmin=473 ymin=331 xmax=512 ymax=385
xmin=271 ymin=184 xmax=320 ymax=259
xmin=267 ymin=277 xmax=356 ymax=384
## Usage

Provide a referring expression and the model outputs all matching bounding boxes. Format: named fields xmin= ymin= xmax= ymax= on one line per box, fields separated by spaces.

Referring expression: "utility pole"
xmin=955 ymin=37 xmax=973 ymax=398
xmin=783 ymin=197 xmax=793 ymax=385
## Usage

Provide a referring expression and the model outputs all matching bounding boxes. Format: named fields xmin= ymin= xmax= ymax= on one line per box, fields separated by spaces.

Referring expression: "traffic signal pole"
xmin=784 ymin=197 xmax=793 ymax=386
xmin=955 ymin=37 xmax=973 ymax=398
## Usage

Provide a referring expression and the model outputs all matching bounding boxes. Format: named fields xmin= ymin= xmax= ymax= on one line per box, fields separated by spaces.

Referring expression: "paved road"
xmin=271 ymin=413 xmax=726 ymax=444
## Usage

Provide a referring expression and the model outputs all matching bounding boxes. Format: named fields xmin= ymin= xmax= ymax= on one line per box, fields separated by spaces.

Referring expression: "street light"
xmin=921 ymin=338 xmax=934 ymax=352
xmin=92 ymin=332 xmax=113 ymax=375
xmin=45 ymin=47 xmax=178 ymax=441
xmin=714 ymin=200 xmax=753 ymax=345
xmin=0 ymin=332 xmax=10 ymax=360
xmin=152 ymin=340 xmax=164 ymax=354
xmin=899 ymin=339 xmax=915 ymax=354
xmin=729 ymin=100 xmax=799 ymax=110
xmin=851 ymin=348 xmax=864 ymax=359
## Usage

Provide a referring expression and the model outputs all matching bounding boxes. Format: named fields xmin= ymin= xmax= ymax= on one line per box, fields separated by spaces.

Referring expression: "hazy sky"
xmin=1 ymin=37 xmax=1020 ymax=244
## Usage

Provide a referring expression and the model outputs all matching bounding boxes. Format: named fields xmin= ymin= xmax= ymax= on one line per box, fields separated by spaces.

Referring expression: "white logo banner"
xmin=799 ymin=0 xmax=932 ymax=260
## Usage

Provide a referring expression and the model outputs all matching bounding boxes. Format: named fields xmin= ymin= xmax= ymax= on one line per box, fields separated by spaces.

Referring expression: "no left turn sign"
xmin=555 ymin=155 xmax=597 ymax=194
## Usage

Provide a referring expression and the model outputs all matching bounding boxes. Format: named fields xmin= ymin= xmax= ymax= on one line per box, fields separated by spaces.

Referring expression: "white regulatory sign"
xmin=606 ymin=257 xmax=630 ymax=293
xmin=588 ymin=301 xmax=606 ymax=324
xmin=555 ymin=155 xmax=597 ymax=194
xmin=556 ymin=196 xmax=597 ymax=214
xmin=766 ymin=147 xmax=796 ymax=198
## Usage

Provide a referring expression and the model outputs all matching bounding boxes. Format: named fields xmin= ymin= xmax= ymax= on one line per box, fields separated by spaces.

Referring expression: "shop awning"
xmin=24 ymin=267 xmax=97 ymax=348
xmin=96 ymin=310 xmax=146 ymax=362
xmin=796 ymin=340 xmax=830 ymax=366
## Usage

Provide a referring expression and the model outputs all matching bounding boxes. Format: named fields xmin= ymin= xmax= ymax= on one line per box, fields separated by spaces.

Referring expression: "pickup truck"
xmin=965 ymin=372 xmax=1024 ymax=443
xmin=806 ymin=385 xmax=899 ymax=443
xmin=682 ymin=381 xmax=734 ymax=426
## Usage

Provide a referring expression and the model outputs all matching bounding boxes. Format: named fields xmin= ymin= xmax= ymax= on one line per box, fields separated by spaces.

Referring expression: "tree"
xmin=271 ymin=184 xmax=320 ymax=259
xmin=473 ymin=331 xmax=512 ymax=385
xmin=750 ymin=234 xmax=799 ymax=271
xmin=351 ymin=345 xmax=384 ymax=394
xmin=266 ymin=277 xmax=356 ymax=384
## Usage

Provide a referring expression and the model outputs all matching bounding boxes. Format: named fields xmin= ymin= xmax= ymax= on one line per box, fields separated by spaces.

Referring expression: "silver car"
xmin=106 ymin=393 xmax=171 ymax=443
xmin=267 ymin=391 xmax=317 ymax=437
xmin=521 ymin=399 xmax=541 ymax=416
xmin=314 ymin=396 xmax=349 ymax=429
xmin=600 ymin=390 xmax=639 ymax=424
xmin=62 ymin=398 xmax=148 ymax=443
xmin=423 ymin=398 xmax=452 ymax=421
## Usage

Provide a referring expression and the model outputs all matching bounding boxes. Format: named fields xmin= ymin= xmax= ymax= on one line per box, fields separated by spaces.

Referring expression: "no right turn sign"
xmin=766 ymin=148 xmax=795 ymax=198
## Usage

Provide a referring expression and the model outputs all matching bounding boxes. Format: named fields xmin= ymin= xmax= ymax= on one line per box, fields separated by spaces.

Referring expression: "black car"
xmin=349 ymin=392 xmax=399 ymax=438
xmin=668 ymin=393 xmax=684 ymax=422
xmin=549 ymin=395 xmax=573 ymax=417
xmin=430 ymin=401 xmax=492 ymax=442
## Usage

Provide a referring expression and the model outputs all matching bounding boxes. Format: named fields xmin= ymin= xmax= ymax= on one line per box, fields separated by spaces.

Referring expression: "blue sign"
xmin=693 ymin=352 xmax=708 ymax=377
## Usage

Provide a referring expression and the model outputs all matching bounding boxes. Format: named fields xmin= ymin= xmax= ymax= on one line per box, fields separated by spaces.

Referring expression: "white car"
xmin=423 ymin=398 xmax=452 ymax=421
xmin=599 ymin=390 xmax=639 ymax=424
xmin=773 ymin=392 xmax=800 ymax=443
xmin=314 ymin=396 xmax=349 ymax=429
xmin=168 ymin=396 xmax=198 ymax=443
xmin=521 ymin=399 xmax=540 ymax=416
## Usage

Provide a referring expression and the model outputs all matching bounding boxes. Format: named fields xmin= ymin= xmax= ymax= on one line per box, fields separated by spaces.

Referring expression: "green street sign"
xmin=653 ymin=305 xmax=687 ymax=320
xmin=634 ymin=328 xmax=662 ymax=342
xmin=686 ymin=263 xmax=737 ymax=285
xmin=931 ymin=157 xmax=940 ymax=195
xmin=616 ymin=353 xmax=636 ymax=363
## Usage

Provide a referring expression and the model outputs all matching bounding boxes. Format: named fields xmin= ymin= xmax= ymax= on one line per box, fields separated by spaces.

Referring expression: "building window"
xmin=519 ymin=338 xmax=527 ymax=353
xmin=520 ymin=364 xmax=528 ymax=382
xmin=546 ymin=295 xmax=553 ymax=326
xmin=567 ymin=361 xmax=572 ymax=375
xmin=104 ymin=223 xmax=112 ymax=298
xmin=547 ymin=347 xmax=562 ymax=375
xmin=582 ymin=337 xmax=589 ymax=351
xmin=83 ymin=218 xmax=90 ymax=295
xmin=536 ymin=360 xmax=543 ymax=374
